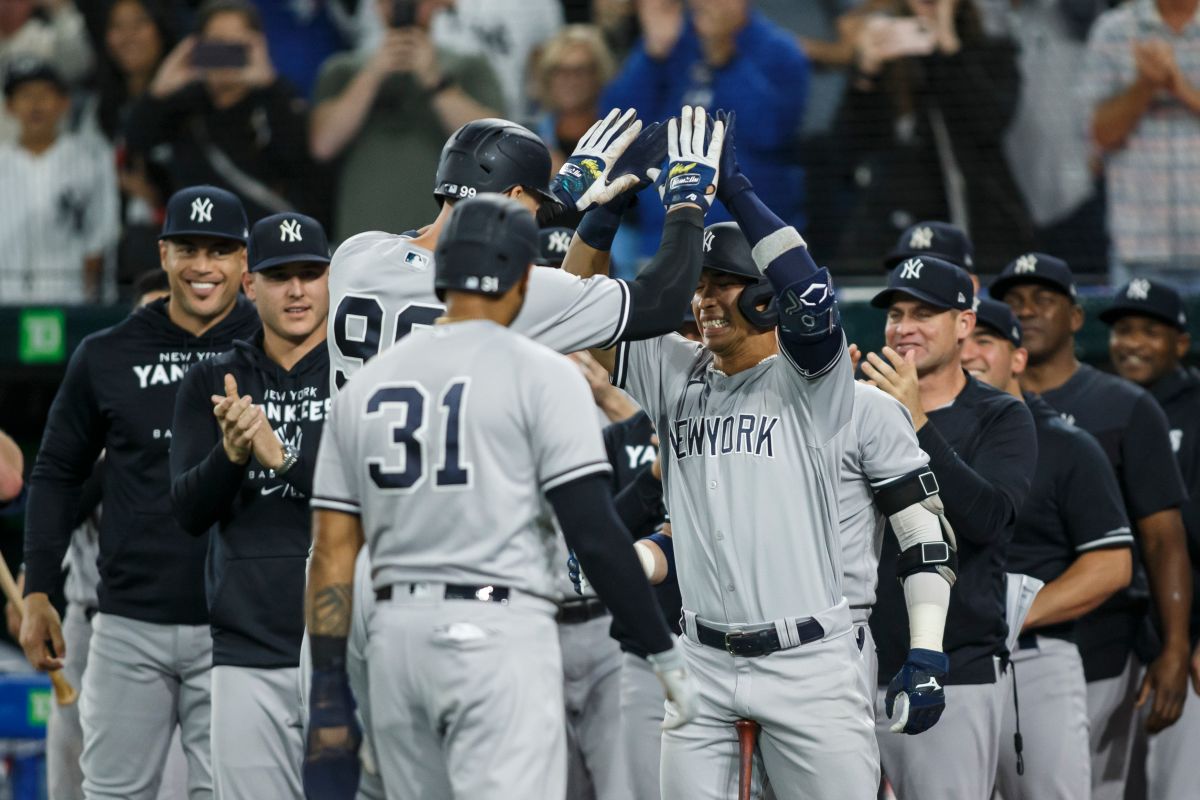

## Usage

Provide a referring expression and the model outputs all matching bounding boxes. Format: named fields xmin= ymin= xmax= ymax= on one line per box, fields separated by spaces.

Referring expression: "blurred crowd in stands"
xmin=1 ymin=0 xmax=1199 ymax=305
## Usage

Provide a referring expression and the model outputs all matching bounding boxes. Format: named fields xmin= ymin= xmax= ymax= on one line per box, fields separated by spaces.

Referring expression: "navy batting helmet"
xmin=434 ymin=196 xmax=538 ymax=300
xmin=701 ymin=222 xmax=777 ymax=330
xmin=434 ymin=119 xmax=557 ymax=207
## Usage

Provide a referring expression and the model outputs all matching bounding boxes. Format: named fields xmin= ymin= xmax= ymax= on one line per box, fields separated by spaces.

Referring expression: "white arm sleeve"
xmin=888 ymin=502 xmax=944 ymax=552
xmin=903 ymin=572 xmax=950 ymax=652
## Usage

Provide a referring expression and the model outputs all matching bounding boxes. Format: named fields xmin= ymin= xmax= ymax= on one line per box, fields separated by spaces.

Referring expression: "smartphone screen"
xmin=392 ymin=0 xmax=417 ymax=27
xmin=191 ymin=41 xmax=249 ymax=70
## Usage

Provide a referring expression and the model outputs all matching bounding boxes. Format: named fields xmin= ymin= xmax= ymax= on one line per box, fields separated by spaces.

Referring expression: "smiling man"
xmin=21 ymin=185 xmax=260 ymax=800
xmin=993 ymin=254 xmax=1193 ymax=800
xmin=170 ymin=212 xmax=333 ymax=800
xmin=1100 ymin=279 xmax=1200 ymax=800
xmin=862 ymin=258 xmax=1036 ymax=800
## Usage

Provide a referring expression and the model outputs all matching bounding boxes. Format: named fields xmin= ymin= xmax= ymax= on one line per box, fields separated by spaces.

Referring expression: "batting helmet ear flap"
xmin=737 ymin=281 xmax=779 ymax=331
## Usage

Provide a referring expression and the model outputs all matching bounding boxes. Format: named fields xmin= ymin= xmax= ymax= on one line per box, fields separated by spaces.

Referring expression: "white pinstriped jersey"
xmin=836 ymin=383 xmax=929 ymax=619
xmin=327 ymin=230 xmax=630 ymax=396
xmin=313 ymin=320 xmax=610 ymax=598
xmin=0 ymin=134 xmax=118 ymax=303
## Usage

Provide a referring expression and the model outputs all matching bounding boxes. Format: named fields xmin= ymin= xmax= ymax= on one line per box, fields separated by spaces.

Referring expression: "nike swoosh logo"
xmin=916 ymin=677 xmax=941 ymax=692
xmin=261 ymin=484 xmax=285 ymax=496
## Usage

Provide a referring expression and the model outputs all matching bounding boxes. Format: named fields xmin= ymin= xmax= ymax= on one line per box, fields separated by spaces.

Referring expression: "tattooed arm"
xmin=303 ymin=509 xmax=366 ymax=796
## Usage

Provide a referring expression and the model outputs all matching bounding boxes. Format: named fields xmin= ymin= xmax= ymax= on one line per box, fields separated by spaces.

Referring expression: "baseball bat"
xmin=735 ymin=718 xmax=760 ymax=800
xmin=0 ymin=557 xmax=78 ymax=706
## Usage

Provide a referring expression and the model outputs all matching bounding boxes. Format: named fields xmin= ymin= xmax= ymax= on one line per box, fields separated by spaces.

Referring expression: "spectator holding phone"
xmin=309 ymin=0 xmax=503 ymax=241
xmin=830 ymin=0 xmax=1034 ymax=272
xmin=1084 ymin=0 xmax=1200 ymax=285
xmin=123 ymin=0 xmax=314 ymax=223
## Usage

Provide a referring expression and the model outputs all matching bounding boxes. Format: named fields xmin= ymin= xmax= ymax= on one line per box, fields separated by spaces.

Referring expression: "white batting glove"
xmin=550 ymin=108 xmax=643 ymax=213
xmin=661 ymin=106 xmax=725 ymax=212
xmin=648 ymin=641 xmax=699 ymax=730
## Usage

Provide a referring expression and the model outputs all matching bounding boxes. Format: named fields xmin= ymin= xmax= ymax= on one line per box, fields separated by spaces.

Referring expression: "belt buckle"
xmin=724 ymin=629 xmax=743 ymax=656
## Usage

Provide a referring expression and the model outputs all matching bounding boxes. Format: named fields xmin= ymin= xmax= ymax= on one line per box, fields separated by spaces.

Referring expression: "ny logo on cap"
xmin=703 ymin=230 xmax=715 ymax=252
xmin=280 ymin=219 xmax=303 ymax=243
xmin=548 ymin=231 xmax=571 ymax=254
xmin=898 ymin=258 xmax=923 ymax=280
xmin=909 ymin=226 xmax=933 ymax=250
xmin=1014 ymin=254 xmax=1037 ymax=274
xmin=1127 ymin=279 xmax=1150 ymax=301
xmin=190 ymin=197 xmax=213 ymax=223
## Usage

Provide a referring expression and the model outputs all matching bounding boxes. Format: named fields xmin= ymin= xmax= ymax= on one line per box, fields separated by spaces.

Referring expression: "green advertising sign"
xmin=19 ymin=308 xmax=66 ymax=364
xmin=28 ymin=687 xmax=51 ymax=727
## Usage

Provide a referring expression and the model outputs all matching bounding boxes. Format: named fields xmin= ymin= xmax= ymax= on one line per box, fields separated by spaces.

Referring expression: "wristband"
xmin=646 ymin=531 xmax=675 ymax=582
xmin=576 ymin=202 xmax=623 ymax=251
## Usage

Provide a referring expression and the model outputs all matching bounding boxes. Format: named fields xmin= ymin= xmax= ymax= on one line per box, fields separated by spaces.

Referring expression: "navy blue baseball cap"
xmin=973 ymin=297 xmax=1022 ymax=347
xmin=159 ymin=186 xmax=248 ymax=243
xmin=884 ymin=221 xmax=974 ymax=271
xmin=989 ymin=252 xmax=1077 ymax=302
xmin=248 ymin=213 xmax=331 ymax=273
xmin=1099 ymin=278 xmax=1188 ymax=331
xmin=871 ymin=255 xmax=974 ymax=311
xmin=535 ymin=227 xmax=574 ymax=268
xmin=3 ymin=56 xmax=66 ymax=97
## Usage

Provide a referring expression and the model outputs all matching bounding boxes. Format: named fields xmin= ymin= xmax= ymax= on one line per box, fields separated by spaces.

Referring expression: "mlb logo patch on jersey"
xmin=405 ymin=251 xmax=430 ymax=271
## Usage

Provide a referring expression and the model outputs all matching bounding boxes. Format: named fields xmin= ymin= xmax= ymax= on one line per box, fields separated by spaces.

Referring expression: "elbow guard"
xmin=875 ymin=469 xmax=958 ymax=586
xmin=774 ymin=266 xmax=840 ymax=345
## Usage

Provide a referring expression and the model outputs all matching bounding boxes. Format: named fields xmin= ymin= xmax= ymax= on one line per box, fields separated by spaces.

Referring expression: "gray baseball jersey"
xmin=313 ymin=319 xmax=611 ymax=597
xmin=613 ymin=335 xmax=854 ymax=625
xmin=837 ymin=383 xmax=929 ymax=616
xmin=327 ymin=231 xmax=630 ymax=395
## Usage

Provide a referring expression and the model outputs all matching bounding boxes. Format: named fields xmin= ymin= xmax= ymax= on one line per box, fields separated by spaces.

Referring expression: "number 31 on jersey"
xmin=365 ymin=379 xmax=471 ymax=492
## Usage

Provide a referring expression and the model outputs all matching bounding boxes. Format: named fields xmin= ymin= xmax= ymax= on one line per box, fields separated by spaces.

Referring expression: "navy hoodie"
xmin=170 ymin=333 xmax=329 ymax=668
xmin=24 ymin=297 xmax=261 ymax=624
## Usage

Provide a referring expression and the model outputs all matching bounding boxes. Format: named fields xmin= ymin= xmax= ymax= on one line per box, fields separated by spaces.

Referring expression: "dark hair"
xmin=96 ymin=0 xmax=178 ymax=139
xmin=132 ymin=268 xmax=170 ymax=304
xmin=195 ymin=0 xmax=263 ymax=34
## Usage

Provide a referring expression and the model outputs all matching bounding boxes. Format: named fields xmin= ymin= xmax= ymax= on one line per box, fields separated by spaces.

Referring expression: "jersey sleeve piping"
xmin=1075 ymin=528 xmax=1135 ymax=552
xmin=597 ymin=279 xmax=631 ymax=351
xmin=612 ymin=340 xmax=632 ymax=390
xmin=311 ymin=496 xmax=362 ymax=515
xmin=541 ymin=460 xmax=612 ymax=493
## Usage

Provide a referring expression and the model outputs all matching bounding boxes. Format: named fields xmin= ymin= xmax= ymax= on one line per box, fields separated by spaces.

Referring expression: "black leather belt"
xmin=375 ymin=584 xmax=510 ymax=603
xmin=695 ymin=618 xmax=824 ymax=657
xmin=556 ymin=597 xmax=609 ymax=625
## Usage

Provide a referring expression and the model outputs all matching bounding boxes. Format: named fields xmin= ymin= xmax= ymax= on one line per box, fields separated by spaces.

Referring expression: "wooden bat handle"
xmin=735 ymin=718 xmax=760 ymax=800
xmin=0 ymin=557 xmax=78 ymax=706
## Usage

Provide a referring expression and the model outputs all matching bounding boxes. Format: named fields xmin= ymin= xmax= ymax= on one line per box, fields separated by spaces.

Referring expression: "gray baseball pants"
xmin=619 ymin=651 xmax=667 ymax=800
xmin=876 ymin=660 xmax=1010 ymax=800
xmin=994 ymin=635 xmax=1090 ymax=800
xmin=560 ymin=614 xmax=631 ymax=800
xmin=210 ymin=665 xmax=303 ymax=799
xmin=1087 ymin=655 xmax=1140 ymax=800
xmin=366 ymin=586 xmax=565 ymax=800
xmin=661 ymin=619 xmax=878 ymax=800
xmin=51 ymin=604 xmax=188 ymax=800
xmin=80 ymin=613 xmax=212 ymax=800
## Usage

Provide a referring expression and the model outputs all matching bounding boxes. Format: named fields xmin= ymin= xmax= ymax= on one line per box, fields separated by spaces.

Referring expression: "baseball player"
xmin=992 ymin=255 xmax=1192 ymax=800
xmin=20 ymin=186 xmax=260 ymax=799
xmin=862 ymin=258 xmax=1037 ymax=800
xmin=593 ymin=113 xmax=913 ymax=800
xmin=303 ymin=195 xmax=696 ymax=800
xmin=170 ymin=212 xmax=334 ymax=799
xmin=1100 ymin=279 xmax=1200 ymax=800
xmin=318 ymin=107 xmax=712 ymax=798
xmin=962 ymin=298 xmax=1134 ymax=799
